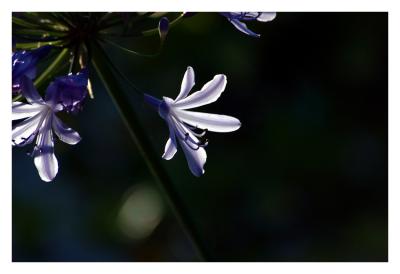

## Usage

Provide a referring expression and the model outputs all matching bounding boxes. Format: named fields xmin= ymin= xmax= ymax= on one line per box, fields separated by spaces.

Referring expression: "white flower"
xmin=12 ymin=76 xmax=81 ymax=182
xmin=145 ymin=66 xmax=241 ymax=176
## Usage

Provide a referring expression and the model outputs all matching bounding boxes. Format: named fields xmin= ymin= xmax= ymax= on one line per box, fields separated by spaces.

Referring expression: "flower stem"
xmin=90 ymin=41 xmax=209 ymax=261
xmin=100 ymin=37 xmax=161 ymax=58
xmin=15 ymin=40 xmax=65 ymax=50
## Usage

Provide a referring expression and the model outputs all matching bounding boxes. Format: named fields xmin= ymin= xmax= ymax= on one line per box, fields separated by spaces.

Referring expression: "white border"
xmin=6 ymin=0 xmax=397 ymax=12
xmin=2 ymin=0 xmax=399 ymax=273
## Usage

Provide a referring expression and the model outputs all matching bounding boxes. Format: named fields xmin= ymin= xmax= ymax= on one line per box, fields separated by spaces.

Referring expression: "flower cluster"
xmin=12 ymin=46 xmax=88 ymax=182
xmin=12 ymin=12 xmax=275 ymax=182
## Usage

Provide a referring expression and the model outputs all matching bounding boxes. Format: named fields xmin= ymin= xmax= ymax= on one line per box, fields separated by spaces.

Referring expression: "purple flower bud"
xmin=12 ymin=45 xmax=51 ymax=94
xmin=158 ymin=17 xmax=169 ymax=42
xmin=45 ymin=69 xmax=89 ymax=114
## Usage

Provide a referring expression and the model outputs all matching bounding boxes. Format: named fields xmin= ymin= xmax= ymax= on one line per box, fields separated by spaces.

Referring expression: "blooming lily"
xmin=220 ymin=12 xmax=276 ymax=38
xmin=12 ymin=71 xmax=87 ymax=182
xmin=12 ymin=45 xmax=51 ymax=94
xmin=144 ymin=66 xmax=241 ymax=177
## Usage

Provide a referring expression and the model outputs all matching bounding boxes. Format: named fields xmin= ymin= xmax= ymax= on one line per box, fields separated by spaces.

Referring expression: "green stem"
xmin=34 ymin=47 xmax=69 ymax=90
xmin=15 ymin=40 xmax=64 ymax=50
xmin=12 ymin=94 xmax=22 ymax=102
xmin=12 ymin=16 xmax=39 ymax=29
xmin=13 ymin=28 xmax=65 ymax=37
xmin=91 ymin=41 xmax=208 ymax=261
xmin=100 ymin=37 xmax=160 ymax=58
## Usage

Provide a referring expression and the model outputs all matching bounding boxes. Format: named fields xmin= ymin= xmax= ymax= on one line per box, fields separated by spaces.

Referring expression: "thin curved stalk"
xmin=100 ymin=37 xmax=161 ymax=58
xmin=94 ymin=44 xmax=144 ymax=98
xmin=91 ymin=41 xmax=209 ymax=261
xmin=100 ymin=12 xmax=184 ymax=38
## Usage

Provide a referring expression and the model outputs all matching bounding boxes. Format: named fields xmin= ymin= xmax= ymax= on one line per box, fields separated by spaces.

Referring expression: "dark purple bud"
xmin=158 ymin=17 xmax=169 ymax=42
xmin=12 ymin=45 xmax=52 ymax=94
xmin=45 ymin=68 xmax=89 ymax=114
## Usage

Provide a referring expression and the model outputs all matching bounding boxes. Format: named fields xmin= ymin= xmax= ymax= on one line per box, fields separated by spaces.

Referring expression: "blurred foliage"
xmin=13 ymin=12 xmax=387 ymax=261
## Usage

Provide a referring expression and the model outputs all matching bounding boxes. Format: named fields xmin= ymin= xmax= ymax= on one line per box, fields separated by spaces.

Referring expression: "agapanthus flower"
xmin=45 ymin=69 xmax=89 ymax=114
xmin=144 ymin=66 xmax=241 ymax=177
xmin=12 ymin=71 xmax=87 ymax=182
xmin=220 ymin=12 xmax=276 ymax=38
xmin=12 ymin=45 xmax=51 ymax=94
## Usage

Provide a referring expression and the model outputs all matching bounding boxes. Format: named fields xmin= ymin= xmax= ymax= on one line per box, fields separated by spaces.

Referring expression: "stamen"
xmin=183 ymin=132 xmax=208 ymax=150
xmin=28 ymin=144 xmax=39 ymax=157
xmin=13 ymin=134 xmax=35 ymax=146
xmin=184 ymin=124 xmax=208 ymax=137
xmin=171 ymin=116 xmax=209 ymax=151
xmin=59 ymin=100 xmax=69 ymax=112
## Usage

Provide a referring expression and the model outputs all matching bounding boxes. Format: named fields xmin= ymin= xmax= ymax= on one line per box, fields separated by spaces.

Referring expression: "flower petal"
xmin=23 ymin=66 xmax=37 ymax=79
xmin=179 ymin=140 xmax=207 ymax=177
xmin=19 ymin=75 xmax=44 ymax=104
xmin=52 ymin=116 xmax=81 ymax=145
xmin=173 ymin=74 xmax=227 ymax=110
xmin=163 ymin=138 xmax=178 ymax=160
xmin=12 ymin=46 xmax=51 ymax=84
xmin=162 ymin=121 xmax=178 ymax=160
xmin=228 ymin=19 xmax=260 ymax=38
xmin=175 ymin=66 xmax=195 ymax=102
xmin=227 ymin=12 xmax=258 ymax=21
xmin=174 ymin=109 xmax=241 ymax=132
xmin=229 ymin=12 xmax=275 ymax=21
xmin=257 ymin=12 xmax=276 ymax=22
xmin=168 ymin=117 xmax=207 ymax=176
xmin=12 ymin=112 xmax=42 ymax=146
xmin=34 ymin=115 xmax=58 ymax=182
xmin=12 ymin=101 xmax=44 ymax=121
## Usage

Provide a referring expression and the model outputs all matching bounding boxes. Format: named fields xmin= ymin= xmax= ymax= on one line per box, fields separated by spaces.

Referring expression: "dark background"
xmin=12 ymin=12 xmax=388 ymax=261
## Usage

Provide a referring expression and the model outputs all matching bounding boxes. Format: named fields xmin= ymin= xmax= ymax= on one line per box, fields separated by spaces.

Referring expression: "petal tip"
xmin=41 ymin=176 xmax=56 ymax=183
xmin=192 ymin=168 xmax=205 ymax=177
xmin=162 ymin=153 xmax=173 ymax=160
xmin=34 ymin=151 xmax=59 ymax=182
xmin=37 ymin=166 xmax=58 ymax=182
xmin=70 ymin=134 xmax=82 ymax=145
